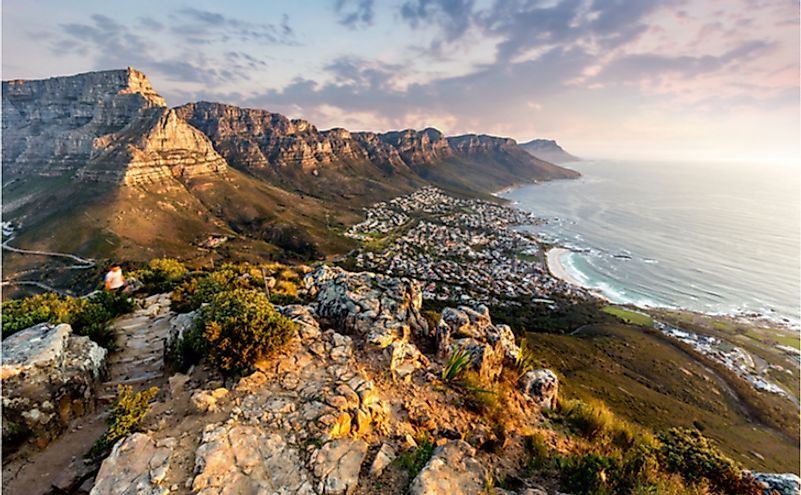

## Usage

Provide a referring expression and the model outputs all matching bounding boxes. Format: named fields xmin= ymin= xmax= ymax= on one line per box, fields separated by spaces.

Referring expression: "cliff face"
xmin=376 ymin=128 xmax=454 ymax=166
xmin=2 ymin=68 xmax=226 ymax=185
xmin=175 ymin=102 xmax=391 ymax=171
xmin=519 ymin=138 xmax=580 ymax=163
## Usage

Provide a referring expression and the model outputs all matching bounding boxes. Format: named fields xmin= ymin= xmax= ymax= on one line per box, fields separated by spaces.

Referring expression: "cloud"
xmin=170 ymin=7 xmax=296 ymax=44
xmin=400 ymin=0 xmax=475 ymax=41
xmin=335 ymin=0 xmax=375 ymax=29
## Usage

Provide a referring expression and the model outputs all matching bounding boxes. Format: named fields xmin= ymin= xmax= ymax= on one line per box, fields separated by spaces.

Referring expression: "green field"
xmin=525 ymin=323 xmax=800 ymax=474
xmin=602 ymin=305 xmax=654 ymax=327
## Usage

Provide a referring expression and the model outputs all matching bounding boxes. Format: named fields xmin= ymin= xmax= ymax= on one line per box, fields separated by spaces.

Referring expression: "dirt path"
xmin=1 ymin=294 xmax=175 ymax=495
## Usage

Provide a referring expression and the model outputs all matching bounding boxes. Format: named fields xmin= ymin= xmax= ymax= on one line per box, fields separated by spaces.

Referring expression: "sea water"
xmin=501 ymin=159 xmax=801 ymax=327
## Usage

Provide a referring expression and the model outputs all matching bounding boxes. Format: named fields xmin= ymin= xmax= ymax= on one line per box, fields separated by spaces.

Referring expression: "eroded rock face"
xmin=752 ymin=472 xmax=801 ymax=495
xmin=410 ymin=440 xmax=486 ymax=495
xmin=311 ymin=438 xmax=368 ymax=495
xmin=192 ymin=423 xmax=315 ymax=494
xmin=519 ymin=369 xmax=558 ymax=410
xmin=164 ymin=310 xmax=199 ymax=366
xmin=304 ymin=265 xmax=430 ymax=377
xmin=1 ymin=323 xmax=107 ymax=448
xmin=436 ymin=305 xmax=520 ymax=382
xmin=2 ymin=68 xmax=227 ymax=185
xmin=90 ymin=433 xmax=173 ymax=495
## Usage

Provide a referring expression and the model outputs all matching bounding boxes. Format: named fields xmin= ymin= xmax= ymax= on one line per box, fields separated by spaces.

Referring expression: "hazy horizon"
xmin=2 ymin=0 xmax=799 ymax=163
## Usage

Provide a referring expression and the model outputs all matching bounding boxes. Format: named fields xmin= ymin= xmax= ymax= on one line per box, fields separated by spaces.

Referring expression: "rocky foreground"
xmin=2 ymin=265 xmax=798 ymax=495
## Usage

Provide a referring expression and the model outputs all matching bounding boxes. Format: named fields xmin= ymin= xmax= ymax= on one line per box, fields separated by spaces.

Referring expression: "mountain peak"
xmin=519 ymin=138 xmax=580 ymax=163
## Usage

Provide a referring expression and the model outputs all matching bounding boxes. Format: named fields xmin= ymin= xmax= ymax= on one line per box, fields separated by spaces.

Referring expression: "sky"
xmin=2 ymin=0 xmax=799 ymax=163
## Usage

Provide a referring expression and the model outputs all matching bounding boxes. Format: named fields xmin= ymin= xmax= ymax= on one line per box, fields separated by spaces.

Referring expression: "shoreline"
xmin=545 ymin=247 xmax=586 ymax=289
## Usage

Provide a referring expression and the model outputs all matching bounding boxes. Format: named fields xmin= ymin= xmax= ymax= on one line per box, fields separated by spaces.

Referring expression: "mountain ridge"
xmin=1 ymin=67 xmax=579 ymax=290
xmin=519 ymin=138 xmax=580 ymax=163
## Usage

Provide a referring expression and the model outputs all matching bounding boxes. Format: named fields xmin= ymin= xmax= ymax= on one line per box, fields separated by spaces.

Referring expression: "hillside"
xmin=519 ymin=139 xmax=580 ymax=163
xmin=2 ymin=69 xmax=578 ymax=294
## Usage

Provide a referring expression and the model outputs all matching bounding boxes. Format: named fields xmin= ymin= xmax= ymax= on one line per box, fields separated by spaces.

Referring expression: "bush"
xmin=1 ymin=291 xmax=132 ymax=348
xmin=88 ymin=385 xmax=158 ymax=460
xmin=130 ymin=258 xmax=188 ymax=293
xmin=170 ymin=264 xmax=265 ymax=313
xmin=524 ymin=432 xmax=551 ymax=472
xmin=558 ymin=453 xmax=617 ymax=495
xmin=657 ymin=428 xmax=764 ymax=495
xmin=199 ymin=289 xmax=297 ymax=374
xmin=558 ymin=399 xmax=636 ymax=449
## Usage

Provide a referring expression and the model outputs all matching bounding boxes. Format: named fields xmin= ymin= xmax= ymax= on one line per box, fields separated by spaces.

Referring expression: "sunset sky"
xmin=3 ymin=0 xmax=799 ymax=163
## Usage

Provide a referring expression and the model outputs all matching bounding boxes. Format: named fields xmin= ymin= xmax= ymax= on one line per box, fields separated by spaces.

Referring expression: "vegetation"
xmin=1 ymin=290 xmax=133 ymax=348
xmin=195 ymin=288 xmax=297 ymax=374
xmin=602 ymin=306 xmax=654 ymax=327
xmin=395 ymin=436 xmax=435 ymax=480
xmin=88 ymin=385 xmax=158 ymax=460
xmin=128 ymin=258 xmax=188 ymax=293
xmin=441 ymin=347 xmax=472 ymax=381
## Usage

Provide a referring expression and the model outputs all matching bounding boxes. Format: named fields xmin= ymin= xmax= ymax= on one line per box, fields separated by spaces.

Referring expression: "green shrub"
xmin=524 ymin=432 xmax=551 ymax=472
xmin=558 ymin=453 xmax=617 ymax=495
xmin=130 ymin=258 xmax=187 ymax=293
xmin=1 ymin=291 xmax=132 ymax=348
xmin=170 ymin=265 xmax=264 ymax=313
xmin=269 ymin=293 xmax=302 ymax=306
xmin=657 ymin=428 xmax=764 ymax=495
xmin=515 ymin=339 xmax=538 ymax=377
xmin=395 ymin=436 xmax=435 ymax=480
xmin=88 ymin=385 xmax=158 ymax=460
xmin=199 ymin=289 xmax=297 ymax=374
xmin=442 ymin=347 xmax=472 ymax=381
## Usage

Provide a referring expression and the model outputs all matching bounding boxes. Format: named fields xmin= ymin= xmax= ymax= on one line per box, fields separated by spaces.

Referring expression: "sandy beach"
xmin=546 ymin=247 xmax=585 ymax=287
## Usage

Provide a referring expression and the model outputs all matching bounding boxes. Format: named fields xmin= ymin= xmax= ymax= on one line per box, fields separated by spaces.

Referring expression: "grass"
xmin=602 ymin=306 xmax=654 ymax=327
xmin=395 ymin=437 xmax=435 ymax=480
xmin=441 ymin=347 xmax=472 ymax=381
xmin=522 ymin=323 xmax=800 ymax=474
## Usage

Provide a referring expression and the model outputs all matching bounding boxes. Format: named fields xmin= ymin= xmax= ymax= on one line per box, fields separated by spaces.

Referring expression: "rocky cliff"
xmin=519 ymin=139 xmax=579 ymax=163
xmin=2 ymin=68 xmax=227 ymax=185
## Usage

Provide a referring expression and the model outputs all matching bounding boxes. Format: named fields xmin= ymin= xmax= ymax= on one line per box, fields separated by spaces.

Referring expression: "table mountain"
xmin=1 ymin=67 xmax=579 ymax=285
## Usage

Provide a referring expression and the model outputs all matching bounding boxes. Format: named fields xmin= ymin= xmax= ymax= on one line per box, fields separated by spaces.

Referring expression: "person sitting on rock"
xmin=104 ymin=265 xmax=126 ymax=291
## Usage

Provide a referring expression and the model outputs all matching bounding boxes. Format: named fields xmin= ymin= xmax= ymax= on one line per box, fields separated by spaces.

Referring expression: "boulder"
xmin=90 ymin=433 xmax=173 ymax=495
xmin=752 ymin=472 xmax=801 ymax=495
xmin=519 ymin=369 xmax=558 ymax=409
xmin=1 ymin=323 xmax=107 ymax=448
xmin=163 ymin=309 xmax=199 ymax=369
xmin=312 ymin=438 xmax=368 ymax=495
xmin=192 ymin=423 xmax=315 ymax=494
xmin=278 ymin=304 xmax=322 ymax=341
xmin=369 ymin=443 xmax=397 ymax=477
xmin=436 ymin=305 xmax=520 ymax=382
xmin=409 ymin=440 xmax=486 ymax=495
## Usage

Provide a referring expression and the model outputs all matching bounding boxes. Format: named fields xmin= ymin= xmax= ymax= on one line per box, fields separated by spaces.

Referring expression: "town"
xmin=345 ymin=186 xmax=591 ymax=306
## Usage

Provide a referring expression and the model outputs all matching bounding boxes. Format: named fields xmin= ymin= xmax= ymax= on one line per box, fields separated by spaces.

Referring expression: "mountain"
xmin=519 ymin=138 xmax=580 ymax=163
xmin=1 ymin=68 xmax=579 ymax=287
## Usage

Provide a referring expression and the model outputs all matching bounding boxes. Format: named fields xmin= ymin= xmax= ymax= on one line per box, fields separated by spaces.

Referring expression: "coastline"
xmin=545 ymin=247 xmax=586 ymax=289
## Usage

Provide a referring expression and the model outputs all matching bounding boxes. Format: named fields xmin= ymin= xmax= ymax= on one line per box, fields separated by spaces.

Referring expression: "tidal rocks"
xmin=409 ymin=440 xmax=486 ymax=495
xmin=90 ymin=433 xmax=173 ymax=495
xmin=1 ymin=323 xmax=107 ymax=448
xmin=436 ymin=305 xmax=520 ymax=382
xmin=519 ymin=369 xmax=559 ymax=410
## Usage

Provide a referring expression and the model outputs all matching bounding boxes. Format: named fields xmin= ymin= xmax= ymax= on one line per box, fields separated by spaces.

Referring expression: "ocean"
xmin=501 ymin=159 xmax=801 ymax=327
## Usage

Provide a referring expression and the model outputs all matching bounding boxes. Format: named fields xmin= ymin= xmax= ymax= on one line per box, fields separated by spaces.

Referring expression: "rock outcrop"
xmin=436 ymin=305 xmax=520 ymax=382
xmin=304 ymin=265 xmax=430 ymax=378
xmin=410 ymin=440 xmax=486 ymax=495
xmin=377 ymin=128 xmax=454 ymax=166
xmin=2 ymin=68 xmax=227 ymax=185
xmin=751 ymin=472 xmax=801 ymax=495
xmin=519 ymin=369 xmax=559 ymax=410
xmin=1 ymin=323 xmax=107 ymax=448
xmin=90 ymin=433 xmax=173 ymax=495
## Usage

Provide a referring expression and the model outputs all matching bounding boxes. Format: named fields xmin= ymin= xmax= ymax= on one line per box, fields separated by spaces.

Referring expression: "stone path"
xmin=1 ymin=293 xmax=175 ymax=495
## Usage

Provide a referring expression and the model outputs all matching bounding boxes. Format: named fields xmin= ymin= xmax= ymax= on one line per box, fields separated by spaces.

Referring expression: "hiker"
xmin=104 ymin=265 xmax=126 ymax=291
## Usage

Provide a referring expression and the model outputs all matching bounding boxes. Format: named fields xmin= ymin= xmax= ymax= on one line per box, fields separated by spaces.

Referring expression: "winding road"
xmin=1 ymin=235 xmax=96 ymax=293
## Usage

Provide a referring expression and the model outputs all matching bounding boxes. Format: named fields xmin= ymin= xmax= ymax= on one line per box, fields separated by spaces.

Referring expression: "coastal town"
xmin=345 ymin=186 xmax=799 ymax=402
xmin=345 ymin=186 xmax=591 ymax=306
